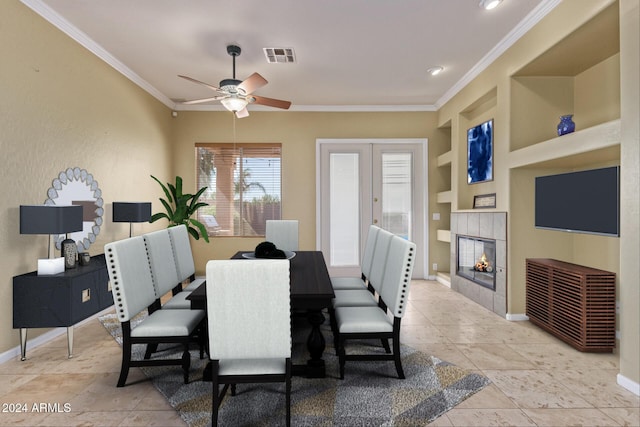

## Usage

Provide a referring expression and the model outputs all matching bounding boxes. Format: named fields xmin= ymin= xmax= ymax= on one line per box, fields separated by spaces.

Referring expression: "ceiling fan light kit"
xmin=178 ymin=44 xmax=291 ymax=118
xmin=220 ymin=97 xmax=248 ymax=112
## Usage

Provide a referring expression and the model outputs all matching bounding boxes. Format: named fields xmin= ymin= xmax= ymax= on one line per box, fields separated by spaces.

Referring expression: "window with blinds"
xmin=195 ymin=143 xmax=282 ymax=237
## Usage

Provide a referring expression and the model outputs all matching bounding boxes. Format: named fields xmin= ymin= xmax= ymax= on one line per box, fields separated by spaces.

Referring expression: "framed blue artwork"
xmin=467 ymin=119 xmax=493 ymax=184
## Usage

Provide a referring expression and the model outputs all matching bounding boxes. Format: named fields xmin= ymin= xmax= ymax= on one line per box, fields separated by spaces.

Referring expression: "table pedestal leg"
xmin=304 ymin=310 xmax=326 ymax=378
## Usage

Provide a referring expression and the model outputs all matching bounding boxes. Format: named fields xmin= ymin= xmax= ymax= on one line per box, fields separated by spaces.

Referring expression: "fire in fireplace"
xmin=456 ymin=235 xmax=496 ymax=290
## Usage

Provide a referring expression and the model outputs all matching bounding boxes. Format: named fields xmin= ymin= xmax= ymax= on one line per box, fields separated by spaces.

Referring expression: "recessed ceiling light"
xmin=479 ymin=0 xmax=502 ymax=10
xmin=427 ymin=66 xmax=444 ymax=76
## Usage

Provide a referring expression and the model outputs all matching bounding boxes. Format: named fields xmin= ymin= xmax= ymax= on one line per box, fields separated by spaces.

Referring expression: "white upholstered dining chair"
xmin=206 ymin=259 xmax=292 ymax=426
xmin=334 ymin=235 xmax=416 ymax=379
xmin=104 ymin=236 xmax=205 ymax=387
xmin=265 ymin=219 xmax=299 ymax=251
xmin=167 ymin=224 xmax=205 ymax=292
xmin=143 ymin=228 xmax=192 ymax=309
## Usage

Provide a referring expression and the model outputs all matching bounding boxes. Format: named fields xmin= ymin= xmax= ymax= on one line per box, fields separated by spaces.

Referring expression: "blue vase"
xmin=557 ymin=114 xmax=575 ymax=136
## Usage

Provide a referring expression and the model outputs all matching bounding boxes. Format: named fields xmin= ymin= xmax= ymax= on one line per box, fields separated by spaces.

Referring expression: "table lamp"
xmin=20 ymin=205 xmax=83 ymax=274
xmin=112 ymin=202 xmax=152 ymax=237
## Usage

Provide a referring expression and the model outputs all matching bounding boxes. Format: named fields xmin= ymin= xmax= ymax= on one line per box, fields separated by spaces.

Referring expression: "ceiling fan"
xmin=178 ymin=45 xmax=291 ymax=118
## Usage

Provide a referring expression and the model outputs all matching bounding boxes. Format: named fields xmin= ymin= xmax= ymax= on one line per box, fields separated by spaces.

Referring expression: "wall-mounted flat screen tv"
xmin=535 ymin=166 xmax=620 ymax=237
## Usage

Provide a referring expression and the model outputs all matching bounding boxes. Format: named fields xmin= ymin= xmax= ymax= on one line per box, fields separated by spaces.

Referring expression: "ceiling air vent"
xmin=263 ymin=48 xmax=296 ymax=64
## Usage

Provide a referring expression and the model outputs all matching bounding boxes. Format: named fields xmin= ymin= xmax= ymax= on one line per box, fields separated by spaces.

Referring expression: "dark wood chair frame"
xmin=117 ymin=319 xmax=204 ymax=387
xmin=143 ymin=299 xmax=207 ymax=361
xmin=211 ymin=358 xmax=292 ymax=427
xmin=328 ymin=287 xmax=389 ymax=355
xmin=336 ymin=310 xmax=404 ymax=380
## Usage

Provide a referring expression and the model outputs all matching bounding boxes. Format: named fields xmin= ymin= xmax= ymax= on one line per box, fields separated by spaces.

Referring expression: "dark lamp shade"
xmin=113 ymin=202 xmax=152 ymax=223
xmin=20 ymin=205 xmax=83 ymax=235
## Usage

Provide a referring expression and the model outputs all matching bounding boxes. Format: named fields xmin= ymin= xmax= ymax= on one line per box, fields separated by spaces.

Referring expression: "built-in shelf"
xmin=509 ymin=119 xmax=620 ymax=169
xmin=436 ymin=191 xmax=452 ymax=204
xmin=436 ymin=229 xmax=451 ymax=243
xmin=437 ymin=150 xmax=452 ymax=167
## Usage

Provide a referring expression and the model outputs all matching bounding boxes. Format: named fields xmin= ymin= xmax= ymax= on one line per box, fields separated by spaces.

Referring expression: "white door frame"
xmin=316 ymin=138 xmax=428 ymax=279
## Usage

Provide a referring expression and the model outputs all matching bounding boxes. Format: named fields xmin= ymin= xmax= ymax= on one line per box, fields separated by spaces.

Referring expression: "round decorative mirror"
xmin=45 ymin=167 xmax=104 ymax=251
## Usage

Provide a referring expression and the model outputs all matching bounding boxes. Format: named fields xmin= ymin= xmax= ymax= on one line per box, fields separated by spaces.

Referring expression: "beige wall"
xmin=438 ymin=0 xmax=639 ymax=390
xmin=0 ymin=1 xmax=173 ymax=353
xmin=618 ymin=0 xmax=640 ymax=388
xmin=169 ymin=111 xmax=443 ymax=274
xmin=2 ymin=0 xmax=638 ymax=393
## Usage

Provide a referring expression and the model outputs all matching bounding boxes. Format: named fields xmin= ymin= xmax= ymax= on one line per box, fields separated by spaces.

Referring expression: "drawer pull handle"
xmin=82 ymin=289 xmax=91 ymax=303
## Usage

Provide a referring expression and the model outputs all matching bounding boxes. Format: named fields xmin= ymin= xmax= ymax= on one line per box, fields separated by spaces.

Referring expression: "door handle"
xmin=373 ymin=219 xmax=378 ymax=224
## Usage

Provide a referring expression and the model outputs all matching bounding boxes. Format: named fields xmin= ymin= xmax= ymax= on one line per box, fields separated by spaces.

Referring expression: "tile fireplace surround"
xmin=450 ymin=211 xmax=507 ymax=317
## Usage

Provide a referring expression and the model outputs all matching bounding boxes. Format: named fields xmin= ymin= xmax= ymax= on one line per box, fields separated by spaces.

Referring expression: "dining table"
xmin=186 ymin=250 xmax=335 ymax=378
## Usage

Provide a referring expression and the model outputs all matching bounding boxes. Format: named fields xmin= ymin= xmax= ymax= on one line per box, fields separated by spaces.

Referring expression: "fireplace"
xmin=451 ymin=212 xmax=506 ymax=317
xmin=456 ymin=235 xmax=496 ymax=291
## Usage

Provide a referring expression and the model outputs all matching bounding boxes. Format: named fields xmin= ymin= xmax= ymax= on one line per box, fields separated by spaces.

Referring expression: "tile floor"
xmin=0 ymin=280 xmax=638 ymax=426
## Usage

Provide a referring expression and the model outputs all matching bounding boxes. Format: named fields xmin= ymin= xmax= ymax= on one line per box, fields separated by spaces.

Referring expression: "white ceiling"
xmin=24 ymin=0 xmax=559 ymax=112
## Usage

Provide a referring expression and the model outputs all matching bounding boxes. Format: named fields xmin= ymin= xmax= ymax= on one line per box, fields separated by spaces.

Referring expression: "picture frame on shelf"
xmin=467 ymin=119 xmax=493 ymax=184
xmin=473 ymin=193 xmax=496 ymax=209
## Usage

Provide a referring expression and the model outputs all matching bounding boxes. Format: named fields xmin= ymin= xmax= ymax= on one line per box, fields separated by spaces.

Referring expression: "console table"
xmin=526 ymin=258 xmax=616 ymax=352
xmin=13 ymin=254 xmax=112 ymax=360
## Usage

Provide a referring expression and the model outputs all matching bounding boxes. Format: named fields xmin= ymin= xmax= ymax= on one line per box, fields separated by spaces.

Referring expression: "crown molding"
xmin=173 ymin=103 xmax=437 ymax=112
xmin=435 ymin=0 xmax=561 ymax=109
xmin=20 ymin=0 xmax=175 ymax=109
xmin=21 ymin=0 xmax=559 ymax=114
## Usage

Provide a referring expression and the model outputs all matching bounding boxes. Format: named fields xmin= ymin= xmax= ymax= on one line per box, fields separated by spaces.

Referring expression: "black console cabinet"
xmin=13 ymin=254 xmax=112 ymax=360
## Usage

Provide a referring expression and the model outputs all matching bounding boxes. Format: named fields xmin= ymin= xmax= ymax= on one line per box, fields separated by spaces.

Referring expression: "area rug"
xmin=99 ymin=312 xmax=490 ymax=426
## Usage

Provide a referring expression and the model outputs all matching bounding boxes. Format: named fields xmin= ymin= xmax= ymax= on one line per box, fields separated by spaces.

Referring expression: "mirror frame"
xmin=45 ymin=167 xmax=104 ymax=251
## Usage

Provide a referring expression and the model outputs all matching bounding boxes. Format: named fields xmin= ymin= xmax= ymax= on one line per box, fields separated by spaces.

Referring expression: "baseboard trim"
xmin=617 ymin=373 xmax=640 ymax=396
xmin=0 ymin=306 xmax=114 ymax=365
xmin=435 ymin=275 xmax=451 ymax=288
xmin=506 ymin=313 xmax=529 ymax=321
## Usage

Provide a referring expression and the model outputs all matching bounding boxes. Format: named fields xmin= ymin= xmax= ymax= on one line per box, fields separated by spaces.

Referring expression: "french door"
xmin=317 ymin=139 xmax=426 ymax=278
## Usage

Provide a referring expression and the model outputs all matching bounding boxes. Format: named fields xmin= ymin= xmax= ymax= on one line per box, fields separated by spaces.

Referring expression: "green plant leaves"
xmin=150 ymin=175 xmax=210 ymax=242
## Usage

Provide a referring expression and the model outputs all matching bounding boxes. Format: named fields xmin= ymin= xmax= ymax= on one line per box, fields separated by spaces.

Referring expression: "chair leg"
xmin=197 ymin=321 xmax=207 ymax=360
xmin=144 ymin=343 xmax=158 ymax=359
xmin=338 ymin=337 xmax=346 ymax=380
xmin=117 ymin=322 xmax=132 ymax=387
xmin=212 ymin=361 xmax=220 ymax=426
xmin=393 ymin=322 xmax=405 ymax=379
xmin=381 ymin=338 xmax=391 ymax=353
xmin=181 ymin=343 xmax=191 ymax=384
xmin=117 ymin=344 xmax=131 ymax=387
xmin=328 ymin=307 xmax=339 ymax=355
xmin=286 ymin=359 xmax=291 ymax=427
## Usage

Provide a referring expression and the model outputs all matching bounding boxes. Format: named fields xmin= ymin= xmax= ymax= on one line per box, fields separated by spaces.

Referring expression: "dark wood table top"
xmin=186 ymin=250 xmax=335 ymax=311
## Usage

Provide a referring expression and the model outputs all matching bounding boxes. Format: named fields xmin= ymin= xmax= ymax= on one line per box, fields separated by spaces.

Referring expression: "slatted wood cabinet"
xmin=526 ymin=258 xmax=615 ymax=352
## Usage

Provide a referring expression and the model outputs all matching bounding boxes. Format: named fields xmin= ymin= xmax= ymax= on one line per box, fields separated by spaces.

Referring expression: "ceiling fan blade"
xmin=235 ymin=107 xmax=250 ymax=118
xmin=237 ymin=73 xmax=268 ymax=95
xmin=178 ymin=75 xmax=224 ymax=93
xmin=181 ymin=95 xmax=228 ymax=105
xmin=250 ymin=95 xmax=292 ymax=110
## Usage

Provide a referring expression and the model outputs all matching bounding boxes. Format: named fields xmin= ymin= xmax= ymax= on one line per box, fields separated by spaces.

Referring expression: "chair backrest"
xmin=105 ymin=236 xmax=157 ymax=322
xmin=265 ymin=220 xmax=299 ymax=251
xmin=167 ymin=224 xmax=196 ymax=281
xmin=360 ymin=225 xmax=380 ymax=279
xmin=367 ymin=228 xmax=394 ymax=293
xmin=143 ymin=228 xmax=180 ymax=298
xmin=379 ymin=235 xmax=416 ymax=318
xmin=206 ymin=259 xmax=291 ymax=360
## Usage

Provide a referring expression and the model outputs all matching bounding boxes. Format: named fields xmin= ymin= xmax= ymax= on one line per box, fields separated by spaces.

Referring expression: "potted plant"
xmin=150 ymin=175 xmax=210 ymax=242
